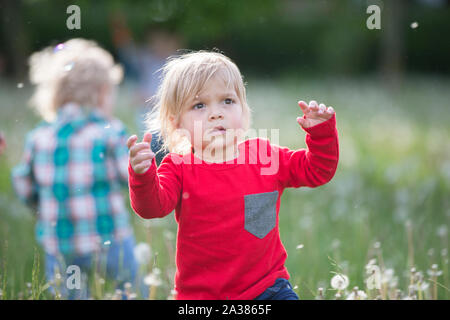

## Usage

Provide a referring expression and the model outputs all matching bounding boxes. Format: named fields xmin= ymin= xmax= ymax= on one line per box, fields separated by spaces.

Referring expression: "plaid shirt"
xmin=12 ymin=103 xmax=133 ymax=256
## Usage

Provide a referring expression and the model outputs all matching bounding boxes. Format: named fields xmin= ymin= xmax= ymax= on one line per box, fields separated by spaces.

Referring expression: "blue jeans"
xmin=45 ymin=235 xmax=143 ymax=299
xmin=254 ymin=278 xmax=299 ymax=300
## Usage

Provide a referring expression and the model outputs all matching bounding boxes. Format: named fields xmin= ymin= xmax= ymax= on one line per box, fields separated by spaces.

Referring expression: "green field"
xmin=0 ymin=75 xmax=449 ymax=300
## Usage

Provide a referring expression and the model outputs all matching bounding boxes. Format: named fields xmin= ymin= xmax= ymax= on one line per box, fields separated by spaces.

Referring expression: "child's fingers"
xmin=129 ymin=142 xmax=151 ymax=157
xmin=296 ymin=116 xmax=307 ymax=127
xmin=298 ymin=100 xmax=309 ymax=114
xmin=327 ymin=106 xmax=335 ymax=114
xmin=133 ymin=160 xmax=152 ymax=174
xmin=318 ymin=103 xmax=327 ymax=114
xmin=309 ymin=100 xmax=319 ymax=112
xmin=127 ymin=135 xmax=138 ymax=150
xmin=131 ymin=151 xmax=155 ymax=166
xmin=142 ymin=132 xmax=152 ymax=144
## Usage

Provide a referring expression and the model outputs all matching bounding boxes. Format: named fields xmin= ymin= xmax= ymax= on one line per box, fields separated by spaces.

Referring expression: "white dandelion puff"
xmin=427 ymin=264 xmax=443 ymax=277
xmin=144 ymin=273 xmax=162 ymax=287
xmin=381 ymin=268 xmax=395 ymax=284
xmin=414 ymin=281 xmax=429 ymax=291
xmin=331 ymin=274 xmax=349 ymax=290
xmin=133 ymin=242 xmax=152 ymax=265
xmin=346 ymin=287 xmax=367 ymax=300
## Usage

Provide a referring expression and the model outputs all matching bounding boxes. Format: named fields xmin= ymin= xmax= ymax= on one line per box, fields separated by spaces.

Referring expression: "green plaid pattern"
xmin=12 ymin=103 xmax=133 ymax=255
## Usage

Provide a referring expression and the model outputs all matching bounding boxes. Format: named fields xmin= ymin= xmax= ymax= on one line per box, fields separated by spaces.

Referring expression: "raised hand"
xmin=127 ymin=132 xmax=155 ymax=174
xmin=297 ymin=100 xmax=335 ymax=129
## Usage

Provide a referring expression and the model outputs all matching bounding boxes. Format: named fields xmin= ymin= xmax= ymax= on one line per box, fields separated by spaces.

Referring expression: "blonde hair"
xmin=28 ymin=38 xmax=123 ymax=122
xmin=145 ymin=50 xmax=252 ymax=156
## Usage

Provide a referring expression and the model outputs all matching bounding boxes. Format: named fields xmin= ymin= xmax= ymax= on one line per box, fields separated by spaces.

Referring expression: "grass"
xmin=0 ymin=75 xmax=449 ymax=299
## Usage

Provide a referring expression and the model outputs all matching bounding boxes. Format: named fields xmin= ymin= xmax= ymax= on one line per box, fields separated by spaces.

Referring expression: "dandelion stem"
xmin=427 ymin=277 xmax=450 ymax=294
xmin=406 ymin=221 xmax=414 ymax=269
xmin=149 ymin=285 xmax=157 ymax=300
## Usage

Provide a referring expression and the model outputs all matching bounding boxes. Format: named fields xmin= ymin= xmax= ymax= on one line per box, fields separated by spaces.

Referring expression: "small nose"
xmin=208 ymin=104 xmax=224 ymax=121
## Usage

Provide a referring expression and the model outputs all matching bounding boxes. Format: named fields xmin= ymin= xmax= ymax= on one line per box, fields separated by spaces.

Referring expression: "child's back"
xmin=12 ymin=38 xmax=139 ymax=299
xmin=13 ymin=102 xmax=132 ymax=255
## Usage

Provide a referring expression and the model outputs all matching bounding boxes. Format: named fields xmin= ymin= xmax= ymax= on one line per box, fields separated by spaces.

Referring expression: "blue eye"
xmin=224 ymin=98 xmax=233 ymax=104
xmin=193 ymin=103 xmax=205 ymax=110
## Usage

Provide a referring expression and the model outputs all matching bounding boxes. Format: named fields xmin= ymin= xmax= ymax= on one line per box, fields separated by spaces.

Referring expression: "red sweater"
xmin=128 ymin=114 xmax=339 ymax=300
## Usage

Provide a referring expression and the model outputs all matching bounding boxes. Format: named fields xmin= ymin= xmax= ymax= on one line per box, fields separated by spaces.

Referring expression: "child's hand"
xmin=297 ymin=100 xmax=335 ymax=128
xmin=127 ymin=132 xmax=155 ymax=174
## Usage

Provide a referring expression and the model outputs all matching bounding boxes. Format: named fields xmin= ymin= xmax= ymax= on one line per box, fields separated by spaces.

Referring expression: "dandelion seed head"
xmin=373 ymin=241 xmax=381 ymax=249
xmin=152 ymin=267 xmax=161 ymax=275
xmin=134 ymin=242 xmax=152 ymax=265
xmin=17 ymin=83 xmax=24 ymax=89
xmin=144 ymin=273 xmax=162 ymax=287
xmin=331 ymin=274 xmax=349 ymax=290
xmin=113 ymin=289 xmax=123 ymax=299
xmin=381 ymin=268 xmax=394 ymax=284
xmin=427 ymin=264 xmax=443 ymax=277
xmin=103 ymin=240 xmax=111 ymax=246
xmin=366 ymin=258 xmax=377 ymax=268
xmin=296 ymin=244 xmax=304 ymax=250
xmin=389 ymin=276 xmax=399 ymax=288
xmin=346 ymin=289 xmax=367 ymax=300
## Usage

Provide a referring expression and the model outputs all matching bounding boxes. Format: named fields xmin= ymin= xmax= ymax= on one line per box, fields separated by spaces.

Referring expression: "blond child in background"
xmin=128 ymin=51 xmax=339 ymax=300
xmin=12 ymin=38 xmax=140 ymax=299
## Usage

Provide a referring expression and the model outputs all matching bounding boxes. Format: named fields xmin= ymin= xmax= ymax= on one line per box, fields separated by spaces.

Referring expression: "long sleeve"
xmin=128 ymin=153 xmax=182 ymax=219
xmin=11 ymin=131 xmax=38 ymax=209
xmin=276 ymin=113 xmax=339 ymax=189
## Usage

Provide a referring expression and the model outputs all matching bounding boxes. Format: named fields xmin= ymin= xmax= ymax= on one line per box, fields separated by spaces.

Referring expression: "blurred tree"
xmin=0 ymin=0 xmax=29 ymax=79
xmin=380 ymin=0 xmax=406 ymax=88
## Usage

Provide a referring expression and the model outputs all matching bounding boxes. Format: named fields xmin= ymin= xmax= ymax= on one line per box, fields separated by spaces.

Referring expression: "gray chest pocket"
xmin=244 ymin=191 xmax=279 ymax=239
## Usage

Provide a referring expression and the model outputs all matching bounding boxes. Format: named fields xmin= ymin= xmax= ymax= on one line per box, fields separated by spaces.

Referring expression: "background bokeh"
xmin=0 ymin=0 xmax=449 ymax=299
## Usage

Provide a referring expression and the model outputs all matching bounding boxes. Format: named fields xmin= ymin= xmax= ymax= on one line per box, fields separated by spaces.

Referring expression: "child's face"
xmin=177 ymin=74 xmax=244 ymax=156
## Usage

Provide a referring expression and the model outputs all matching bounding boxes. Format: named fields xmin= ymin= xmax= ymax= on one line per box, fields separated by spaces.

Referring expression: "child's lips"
xmin=209 ymin=126 xmax=226 ymax=136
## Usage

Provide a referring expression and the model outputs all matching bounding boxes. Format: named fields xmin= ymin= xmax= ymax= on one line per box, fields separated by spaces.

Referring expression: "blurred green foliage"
xmin=0 ymin=0 xmax=447 ymax=78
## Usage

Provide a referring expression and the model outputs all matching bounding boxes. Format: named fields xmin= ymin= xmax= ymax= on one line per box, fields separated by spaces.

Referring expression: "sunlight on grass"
xmin=0 ymin=76 xmax=449 ymax=299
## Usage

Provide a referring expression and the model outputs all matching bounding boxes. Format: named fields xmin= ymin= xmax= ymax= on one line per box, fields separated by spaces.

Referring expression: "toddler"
xmin=128 ymin=51 xmax=339 ymax=299
xmin=12 ymin=38 xmax=140 ymax=299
